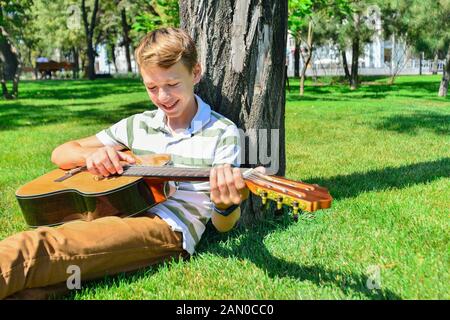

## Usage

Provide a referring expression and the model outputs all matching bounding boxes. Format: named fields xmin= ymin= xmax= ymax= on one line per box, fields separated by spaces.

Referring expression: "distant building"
xmin=286 ymin=25 xmax=444 ymax=77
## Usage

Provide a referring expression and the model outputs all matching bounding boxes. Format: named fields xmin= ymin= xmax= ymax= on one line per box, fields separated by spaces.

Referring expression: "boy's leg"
xmin=0 ymin=212 xmax=187 ymax=299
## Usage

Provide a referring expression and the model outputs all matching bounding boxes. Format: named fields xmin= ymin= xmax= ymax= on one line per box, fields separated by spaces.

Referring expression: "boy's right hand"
xmin=85 ymin=146 xmax=136 ymax=177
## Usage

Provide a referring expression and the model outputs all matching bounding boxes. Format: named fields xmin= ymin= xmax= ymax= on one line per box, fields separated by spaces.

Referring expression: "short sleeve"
xmin=95 ymin=116 xmax=133 ymax=149
xmin=212 ymin=125 xmax=241 ymax=167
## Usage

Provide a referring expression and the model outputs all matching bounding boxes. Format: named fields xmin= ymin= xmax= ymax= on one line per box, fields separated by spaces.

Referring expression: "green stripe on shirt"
xmin=126 ymin=115 xmax=136 ymax=148
xmin=216 ymin=135 xmax=239 ymax=150
xmin=173 ymin=198 xmax=210 ymax=225
xmin=171 ymin=154 xmax=214 ymax=167
xmin=139 ymin=121 xmax=161 ymax=135
xmin=162 ymin=203 xmax=200 ymax=243
xmin=132 ymin=148 xmax=157 ymax=155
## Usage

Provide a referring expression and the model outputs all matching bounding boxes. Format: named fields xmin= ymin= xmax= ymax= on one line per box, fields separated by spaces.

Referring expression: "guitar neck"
xmin=121 ymin=165 xmax=252 ymax=181
xmin=119 ymin=165 xmax=332 ymax=213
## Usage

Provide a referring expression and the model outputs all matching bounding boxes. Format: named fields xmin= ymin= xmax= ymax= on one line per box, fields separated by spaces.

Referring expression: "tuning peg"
xmin=292 ymin=201 xmax=300 ymax=222
xmin=260 ymin=191 xmax=268 ymax=204
xmin=276 ymin=196 xmax=283 ymax=210
xmin=292 ymin=201 xmax=299 ymax=215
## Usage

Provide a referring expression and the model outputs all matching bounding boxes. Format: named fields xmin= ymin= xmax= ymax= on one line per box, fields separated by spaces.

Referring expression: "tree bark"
xmin=299 ymin=20 xmax=313 ymax=96
xmin=438 ymin=47 xmax=450 ymax=97
xmin=341 ymin=49 xmax=350 ymax=80
xmin=419 ymin=51 xmax=423 ymax=75
xmin=71 ymin=47 xmax=80 ymax=79
xmin=0 ymin=26 xmax=21 ymax=99
xmin=180 ymin=0 xmax=288 ymax=225
xmin=431 ymin=52 xmax=439 ymax=75
xmin=81 ymin=0 xmax=99 ymax=80
xmin=121 ymin=8 xmax=133 ymax=73
xmin=300 ymin=49 xmax=312 ymax=96
xmin=349 ymin=14 xmax=361 ymax=90
xmin=294 ymin=41 xmax=300 ymax=77
xmin=350 ymin=36 xmax=360 ymax=90
xmin=110 ymin=43 xmax=118 ymax=73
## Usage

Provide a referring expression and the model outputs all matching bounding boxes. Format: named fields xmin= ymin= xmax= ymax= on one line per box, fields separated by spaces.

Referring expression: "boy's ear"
xmin=193 ymin=63 xmax=202 ymax=85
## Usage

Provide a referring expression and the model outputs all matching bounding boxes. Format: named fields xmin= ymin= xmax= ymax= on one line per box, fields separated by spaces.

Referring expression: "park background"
xmin=0 ymin=0 xmax=449 ymax=299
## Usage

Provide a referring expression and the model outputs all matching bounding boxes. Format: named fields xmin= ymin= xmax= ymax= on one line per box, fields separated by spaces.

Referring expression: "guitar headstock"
xmin=243 ymin=169 xmax=332 ymax=220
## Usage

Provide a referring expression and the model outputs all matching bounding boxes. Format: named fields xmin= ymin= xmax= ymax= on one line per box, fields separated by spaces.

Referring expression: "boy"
xmin=0 ymin=27 xmax=248 ymax=299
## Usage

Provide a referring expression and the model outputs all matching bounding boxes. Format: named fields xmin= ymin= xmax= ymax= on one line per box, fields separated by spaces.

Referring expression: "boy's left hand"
xmin=210 ymin=164 xmax=249 ymax=210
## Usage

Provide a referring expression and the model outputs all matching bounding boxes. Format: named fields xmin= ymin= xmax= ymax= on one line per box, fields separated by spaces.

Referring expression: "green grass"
xmin=0 ymin=75 xmax=449 ymax=299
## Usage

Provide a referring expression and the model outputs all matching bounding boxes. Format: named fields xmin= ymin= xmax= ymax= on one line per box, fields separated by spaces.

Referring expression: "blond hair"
xmin=134 ymin=27 xmax=198 ymax=72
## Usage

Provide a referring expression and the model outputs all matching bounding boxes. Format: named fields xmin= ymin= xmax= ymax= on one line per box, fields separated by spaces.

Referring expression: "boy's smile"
xmin=141 ymin=61 xmax=202 ymax=131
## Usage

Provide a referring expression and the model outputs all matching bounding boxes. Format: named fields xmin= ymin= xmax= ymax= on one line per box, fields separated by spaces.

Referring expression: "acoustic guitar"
xmin=15 ymin=153 xmax=333 ymax=227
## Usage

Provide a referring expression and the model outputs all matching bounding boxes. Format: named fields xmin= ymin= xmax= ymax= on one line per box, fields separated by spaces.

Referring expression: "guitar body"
xmin=16 ymin=154 xmax=173 ymax=227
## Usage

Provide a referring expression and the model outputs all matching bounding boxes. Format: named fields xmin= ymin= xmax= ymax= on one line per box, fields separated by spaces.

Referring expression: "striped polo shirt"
xmin=96 ymin=94 xmax=241 ymax=254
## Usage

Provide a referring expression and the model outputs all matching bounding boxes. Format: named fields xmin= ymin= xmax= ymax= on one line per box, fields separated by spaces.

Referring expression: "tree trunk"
xmin=294 ymin=41 xmax=300 ymax=78
xmin=85 ymin=40 xmax=95 ymax=80
xmin=350 ymin=14 xmax=361 ymax=90
xmin=299 ymin=71 xmax=306 ymax=95
xmin=438 ymin=47 xmax=450 ymax=97
xmin=0 ymin=26 xmax=21 ymax=99
xmin=300 ymin=51 xmax=312 ymax=96
xmin=81 ymin=0 xmax=99 ymax=80
xmin=71 ymin=47 xmax=80 ymax=79
xmin=299 ymin=21 xmax=313 ymax=96
xmin=341 ymin=49 xmax=350 ymax=80
xmin=419 ymin=51 xmax=423 ymax=75
xmin=350 ymin=36 xmax=360 ymax=90
xmin=180 ymin=0 xmax=287 ymax=225
xmin=110 ymin=43 xmax=118 ymax=73
xmin=121 ymin=8 xmax=132 ymax=73
xmin=431 ymin=53 xmax=439 ymax=75
xmin=0 ymin=61 xmax=8 ymax=97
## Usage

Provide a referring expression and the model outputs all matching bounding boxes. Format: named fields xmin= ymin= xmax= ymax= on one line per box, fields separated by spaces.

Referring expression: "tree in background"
xmin=289 ymin=0 xmax=377 ymax=90
xmin=100 ymin=0 xmax=179 ymax=74
xmin=288 ymin=0 xmax=329 ymax=95
xmin=0 ymin=0 xmax=31 ymax=99
xmin=93 ymin=0 xmax=125 ymax=73
xmin=102 ymin=0 xmax=140 ymax=73
xmin=131 ymin=0 xmax=179 ymax=36
xmin=180 ymin=1 xmax=288 ymax=224
xmin=338 ymin=0 xmax=378 ymax=89
xmin=119 ymin=2 xmax=133 ymax=72
xmin=323 ymin=0 xmax=353 ymax=80
xmin=381 ymin=0 xmax=449 ymax=96
xmin=25 ymin=0 xmax=86 ymax=79
xmin=81 ymin=0 xmax=100 ymax=80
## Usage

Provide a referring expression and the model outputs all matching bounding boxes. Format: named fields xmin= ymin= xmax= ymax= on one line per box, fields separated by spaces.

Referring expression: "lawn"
xmin=0 ymin=75 xmax=449 ymax=299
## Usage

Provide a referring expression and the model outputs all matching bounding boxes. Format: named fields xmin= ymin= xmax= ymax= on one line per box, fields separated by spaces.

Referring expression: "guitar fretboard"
xmin=121 ymin=165 xmax=254 ymax=181
xmin=122 ymin=165 xmax=211 ymax=180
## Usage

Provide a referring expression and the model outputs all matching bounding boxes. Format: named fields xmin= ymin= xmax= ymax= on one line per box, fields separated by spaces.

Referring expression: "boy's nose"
xmin=158 ymin=90 xmax=172 ymax=103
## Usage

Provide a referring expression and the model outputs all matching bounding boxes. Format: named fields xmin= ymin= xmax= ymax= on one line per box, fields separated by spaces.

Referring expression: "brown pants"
xmin=0 ymin=212 xmax=187 ymax=299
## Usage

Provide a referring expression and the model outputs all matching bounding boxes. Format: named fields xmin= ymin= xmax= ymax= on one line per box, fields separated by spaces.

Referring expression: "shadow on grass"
xmin=304 ymin=158 xmax=450 ymax=201
xmin=58 ymin=162 xmax=450 ymax=300
xmin=0 ymin=100 xmax=154 ymax=131
xmin=49 ymin=165 xmax=449 ymax=299
xmin=375 ymin=111 xmax=450 ymax=136
xmin=196 ymin=215 xmax=401 ymax=299
xmin=286 ymin=79 xmax=448 ymax=102
xmin=59 ymin=214 xmax=399 ymax=300
xmin=18 ymin=78 xmax=143 ymax=100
